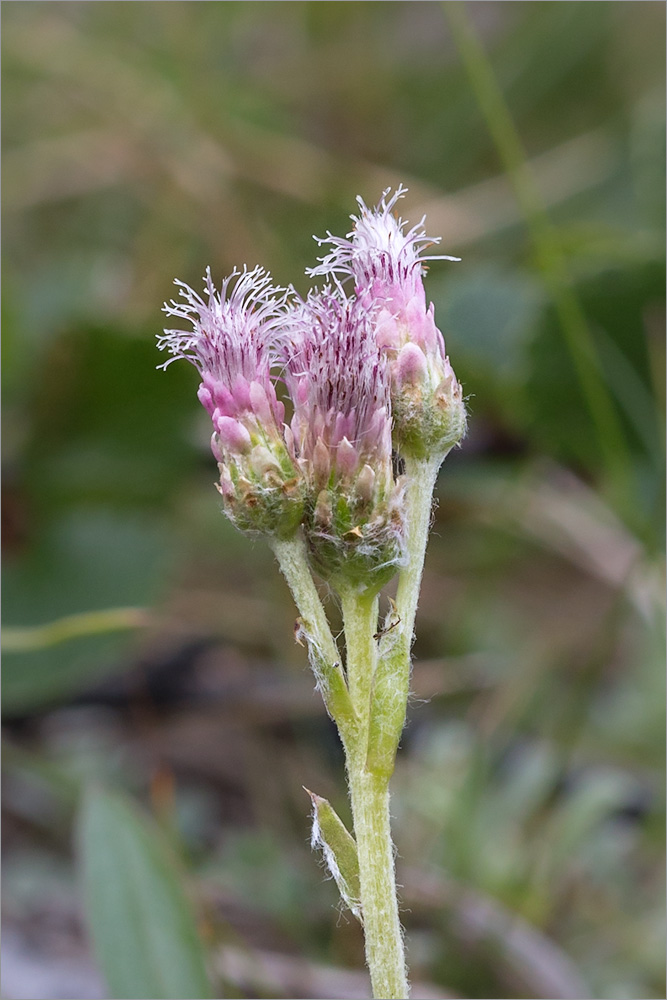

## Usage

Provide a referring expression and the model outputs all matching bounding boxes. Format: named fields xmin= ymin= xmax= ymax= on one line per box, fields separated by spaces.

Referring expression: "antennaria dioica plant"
xmin=159 ymin=187 xmax=466 ymax=999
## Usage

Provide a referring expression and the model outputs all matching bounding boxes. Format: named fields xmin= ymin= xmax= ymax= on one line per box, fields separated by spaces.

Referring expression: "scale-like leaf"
xmin=307 ymin=788 xmax=362 ymax=922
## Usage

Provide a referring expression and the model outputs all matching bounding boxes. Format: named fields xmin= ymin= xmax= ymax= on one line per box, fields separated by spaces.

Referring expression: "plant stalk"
xmin=272 ymin=534 xmax=356 ymax=740
xmin=367 ymin=456 xmax=442 ymax=777
xmin=340 ymin=590 xmax=378 ymax=728
xmin=348 ymin=767 xmax=408 ymax=999
xmin=342 ymin=590 xmax=409 ymax=999
xmin=276 ymin=468 xmax=444 ymax=1000
xmin=395 ymin=457 xmax=443 ymax=643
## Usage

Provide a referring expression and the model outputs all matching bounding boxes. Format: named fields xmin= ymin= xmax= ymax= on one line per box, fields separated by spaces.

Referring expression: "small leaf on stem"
xmin=305 ymin=788 xmax=362 ymax=923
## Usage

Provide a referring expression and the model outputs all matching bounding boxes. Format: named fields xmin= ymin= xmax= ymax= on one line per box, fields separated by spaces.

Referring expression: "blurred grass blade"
xmin=78 ymin=786 xmax=213 ymax=1000
xmin=443 ymin=0 xmax=631 ymax=492
xmin=2 ymin=510 xmax=171 ymax=714
xmin=3 ymin=606 xmax=148 ymax=652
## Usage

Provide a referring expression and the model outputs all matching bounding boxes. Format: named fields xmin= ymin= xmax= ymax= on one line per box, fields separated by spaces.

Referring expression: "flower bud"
xmin=284 ymin=289 xmax=406 ymax=594
xmin=309 ymin=186 xmax=466 ymax=461
xmin=394 ymin=342 xmax=428 ymax=386
xmin=392 ymin=346 xmax=467 ymax=460
xmin=336 ymin=437 xmax=359 ymax=478
xmin=312 ymin=436 xmax=331 ymax=488
xmin=356 ymin=464 xmax=376 ymax=504
xmin=216 ymin=415 xmax=252 ymax=455
xmin=159 ymin=266 xmax=304 ymax=538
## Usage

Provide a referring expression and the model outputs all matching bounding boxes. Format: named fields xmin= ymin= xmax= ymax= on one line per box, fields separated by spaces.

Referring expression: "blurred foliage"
xmin=2 ymin=3 xmax=664 ymax=999
xmin=79 ymin=786 xmax=213 ymax=999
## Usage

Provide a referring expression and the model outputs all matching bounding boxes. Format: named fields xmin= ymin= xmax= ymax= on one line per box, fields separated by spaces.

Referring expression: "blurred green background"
xmin=2 ymin=3 xmax=665 ymax=998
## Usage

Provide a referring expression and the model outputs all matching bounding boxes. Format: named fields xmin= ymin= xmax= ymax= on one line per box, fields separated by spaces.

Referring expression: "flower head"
xmin=159 ymin=266 xmax=303 ymax=537
xmin=283 ymin=288 xmax=405 ymax=593
xmin=309 ymin=185 xmax=457 ymax=323
xmin=159 ymin=184 xmax=465 ymax=582
xmin=310 ymin=186 xmax=466 ymax=459
xmin=285 ymin=289 xmax=392 ymax=488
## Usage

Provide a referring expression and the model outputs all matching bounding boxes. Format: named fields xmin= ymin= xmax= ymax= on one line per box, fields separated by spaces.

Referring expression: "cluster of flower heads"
xmin=159 ymin=187 xmax=466 ymax=594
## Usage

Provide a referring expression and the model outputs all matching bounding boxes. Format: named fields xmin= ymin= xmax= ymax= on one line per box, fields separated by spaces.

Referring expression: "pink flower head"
xmin=309 ymin=187 xmax=466 ymax=460
xmin=159 ymin=267 xmax=304 ymax=537
xmin=284 ymin=288 xmax=393 ymax=492
xmin=308 ymin=185 xmax=459 ymax=357
xmin=282 ymin=287 xmax=404 ymax=593
xmin=159 ymin=265 xmax=288 ymax=460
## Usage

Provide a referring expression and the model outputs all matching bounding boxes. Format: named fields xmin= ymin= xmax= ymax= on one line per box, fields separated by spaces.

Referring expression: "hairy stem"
xmin=343 ymin=458 xmax=442 ymax=994
xmin=272 ymin=534 xmax=356 ymax=739
xmin=275 ymin=502 xmax=446 ymax=1000
xmin=342 ymin=589 xmax=409 ymax=999
xmin=395 ymin=456 xmax=442 ymax=642
xmin=341 ymin=590 xmax=378 ymax=727
xmin=348 ymin=767 xmax=408 ymax=999
xmin=367 ymin=456 xmax=442 ymax=776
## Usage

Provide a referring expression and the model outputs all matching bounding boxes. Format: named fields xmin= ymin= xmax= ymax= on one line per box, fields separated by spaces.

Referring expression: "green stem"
xmin=272 ymin=535 xmax=356 ymax=739
xmin=367 ymin=457 xmax=441 ymax=777
xmin=341 ymin=590 xmax=378 ymax=726
xmin=395 ymin=457 xmax=442 ymax=642
xmin=347 ymin=767 xmax=408 ymax=999
xmin=342 ymin=589 xmax=409 ymax=999
xmin=443 ymin=1 xmax=629 ymax=492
